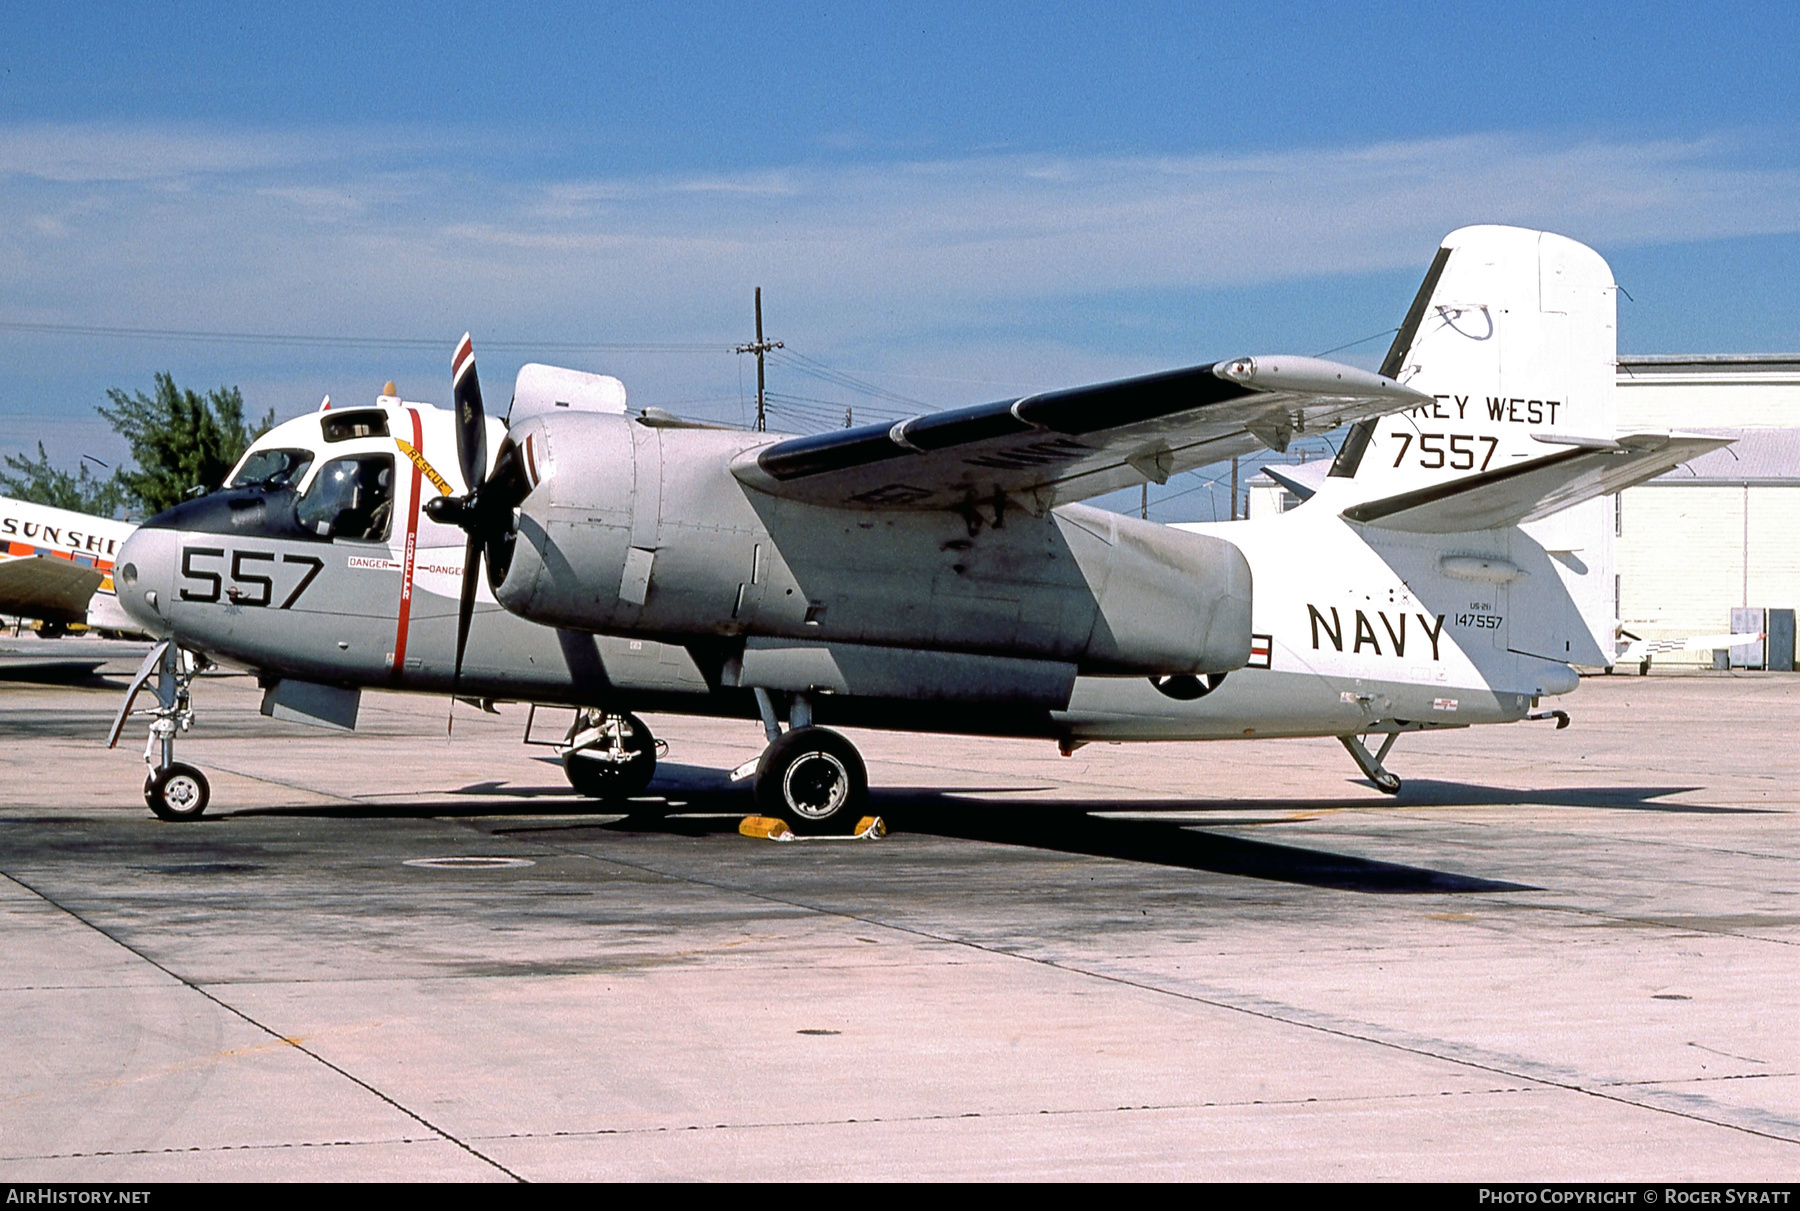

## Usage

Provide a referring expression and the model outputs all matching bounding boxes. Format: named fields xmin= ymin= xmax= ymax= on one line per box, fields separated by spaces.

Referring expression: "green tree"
xmin=0 ymin=442 xmax=130 ymax=516
xmin=99 ymin=373 xmax=275 ymax=515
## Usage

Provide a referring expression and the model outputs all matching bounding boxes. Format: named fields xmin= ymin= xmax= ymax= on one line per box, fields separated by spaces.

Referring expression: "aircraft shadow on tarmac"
xmin=231 ymin=762 xmax=1744 ymax=895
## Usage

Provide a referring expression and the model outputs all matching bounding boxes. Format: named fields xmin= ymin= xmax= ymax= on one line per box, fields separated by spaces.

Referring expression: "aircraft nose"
xmin=114 ymin=527 xmax=178 ymax=636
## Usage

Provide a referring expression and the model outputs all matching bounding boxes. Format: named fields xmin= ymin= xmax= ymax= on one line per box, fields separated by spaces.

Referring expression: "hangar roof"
xmin=1620 ymin=355 xmax=1800 ymax=371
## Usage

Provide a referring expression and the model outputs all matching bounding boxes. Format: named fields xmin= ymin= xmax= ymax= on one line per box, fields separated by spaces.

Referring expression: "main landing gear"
xmin=559 ymin=709 xmax=662 ymax=802
xmin=108 ymin=640 xmax=212 ymax=821
xmin=1339 ymin=731 xmax=1402 ymax=796
xmin=739 ymin=689 xmax=869 ymax=834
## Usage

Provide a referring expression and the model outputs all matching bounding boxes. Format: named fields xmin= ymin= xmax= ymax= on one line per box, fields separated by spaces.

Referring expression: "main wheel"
xmin=562 ymin=712 xmax=658 ymax=802
xmin=146 ymin=763 xmax=210 ymax=821
xmin=754 ymin=726 xmax=868 ymax=834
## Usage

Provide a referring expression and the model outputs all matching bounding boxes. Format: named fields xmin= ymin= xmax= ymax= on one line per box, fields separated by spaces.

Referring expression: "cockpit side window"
xmin=230 ymin=447 xmax=315 ymax=488
xmin=295 ymin=454 xmax=395 ymax=542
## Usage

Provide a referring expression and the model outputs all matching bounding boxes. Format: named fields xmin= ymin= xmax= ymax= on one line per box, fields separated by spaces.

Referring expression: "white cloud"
xmin=1 ymin=123 xmax=1797 ymax=419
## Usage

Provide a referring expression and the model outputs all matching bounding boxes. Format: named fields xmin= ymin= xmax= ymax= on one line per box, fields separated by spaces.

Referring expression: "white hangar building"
xmin=1615 ymin=355 xmax=1800 ymax=668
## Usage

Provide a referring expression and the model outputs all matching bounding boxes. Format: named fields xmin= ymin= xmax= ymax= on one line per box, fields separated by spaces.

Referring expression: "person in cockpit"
xmin=295 ymin=455 xmax=394 ymax=542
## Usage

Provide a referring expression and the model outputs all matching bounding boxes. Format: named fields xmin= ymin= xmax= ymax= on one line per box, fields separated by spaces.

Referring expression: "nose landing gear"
xmin=109 ymin=640 xmax=213 ymax=821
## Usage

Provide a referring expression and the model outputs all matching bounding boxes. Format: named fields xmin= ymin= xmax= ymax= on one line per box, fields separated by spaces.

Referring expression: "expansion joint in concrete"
xmin=0 ymin=868 xmax=526 ymax=1182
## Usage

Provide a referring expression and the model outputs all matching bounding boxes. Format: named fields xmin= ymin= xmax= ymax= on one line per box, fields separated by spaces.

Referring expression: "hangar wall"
xmin=1616 ymin=356 xmax=1800 ymax=666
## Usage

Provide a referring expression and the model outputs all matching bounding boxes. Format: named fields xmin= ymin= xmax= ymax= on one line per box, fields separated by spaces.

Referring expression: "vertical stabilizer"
xmin=1329 ymin=225 xmax=1618 ymax=665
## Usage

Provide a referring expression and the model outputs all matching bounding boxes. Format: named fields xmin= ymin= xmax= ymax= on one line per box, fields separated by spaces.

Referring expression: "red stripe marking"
xmin=390 ymin=407 xmax=426 ymax=681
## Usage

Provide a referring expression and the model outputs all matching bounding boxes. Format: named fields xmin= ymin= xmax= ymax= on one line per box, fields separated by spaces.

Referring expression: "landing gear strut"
xmin=560 ymin=709 xmax=660 ymax=802
xmin=745 ymin=688 xmax=869 ymax=834
xmin=1340 ymin=732 xmax=1402 ymax=795
xmin=109 ymin=640 xmax=212 ymax=821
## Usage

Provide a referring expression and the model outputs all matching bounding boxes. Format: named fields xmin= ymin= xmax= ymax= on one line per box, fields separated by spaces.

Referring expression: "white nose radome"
xmin=115 ymin=527 xmax=178 ymax=636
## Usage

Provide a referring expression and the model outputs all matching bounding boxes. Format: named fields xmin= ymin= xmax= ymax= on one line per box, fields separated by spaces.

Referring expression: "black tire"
xmin=146 ymin=763 xmax=210 ymax=822
xmin=562 ymin=713 xmax=657 ymax=802
xmin=754 ymin=726 xmax=868 ymax=834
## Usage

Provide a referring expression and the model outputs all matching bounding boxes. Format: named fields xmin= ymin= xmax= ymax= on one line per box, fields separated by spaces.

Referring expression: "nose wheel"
xmin=146 ymin=762 xmax=211 ymax=821
xmin=109 ymin=640 xmax=213 ymax=821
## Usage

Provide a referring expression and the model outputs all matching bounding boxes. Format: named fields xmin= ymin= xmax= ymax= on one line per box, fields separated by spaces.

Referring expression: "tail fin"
xmin=1329 ymin=225 xmax=1620 ymax=664
xmin=1329 ymin=225 xmax=1617 ymax=491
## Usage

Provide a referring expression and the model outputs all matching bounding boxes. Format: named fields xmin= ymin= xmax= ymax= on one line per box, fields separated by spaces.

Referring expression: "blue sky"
xmin=4 ymin=3 xmax=1799 ymax=518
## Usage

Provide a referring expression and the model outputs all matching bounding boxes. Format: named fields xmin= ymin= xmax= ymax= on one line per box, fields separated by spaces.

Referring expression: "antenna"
xmin=733 ymin=287 xmax=784 ymax=432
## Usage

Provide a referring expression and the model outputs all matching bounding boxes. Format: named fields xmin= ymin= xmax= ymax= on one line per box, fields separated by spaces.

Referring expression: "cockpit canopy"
xmin=212 ymin=406 xmax=408 ymax=544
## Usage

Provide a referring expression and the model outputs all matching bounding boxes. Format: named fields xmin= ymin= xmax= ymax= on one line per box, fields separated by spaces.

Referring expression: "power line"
xmin=0 ymin=319 xmax=729 ymax=354
xmin=1312 ymin=327 xmax=1400 ymax=359
xmin=770 ymin=349 xmax=930 ymax=409
xmin=763 ymin=390 xmax=911 ymax=421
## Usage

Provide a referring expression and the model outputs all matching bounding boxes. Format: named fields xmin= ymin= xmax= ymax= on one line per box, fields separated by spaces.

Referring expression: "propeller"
xmin=422 ymin=334 xmax=531 ymax=712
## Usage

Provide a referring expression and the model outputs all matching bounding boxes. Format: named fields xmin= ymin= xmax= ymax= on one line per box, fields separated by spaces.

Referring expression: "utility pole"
xmin=734 ymin=287 xmax=783 ymax=432
xmin=1229 ymin=457 xmax=1239 ymax=521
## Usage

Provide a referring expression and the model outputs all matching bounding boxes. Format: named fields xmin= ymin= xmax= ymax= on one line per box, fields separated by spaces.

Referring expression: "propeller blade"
xmin=451 ymin=333 xmax=488 ymax=493
xmin=451 ymin=531 xmax=482 ymax=701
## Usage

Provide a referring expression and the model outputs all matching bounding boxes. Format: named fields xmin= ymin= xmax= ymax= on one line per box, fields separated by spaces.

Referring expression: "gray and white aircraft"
xmin=110 ymin=225 xmax=1725 ymax=827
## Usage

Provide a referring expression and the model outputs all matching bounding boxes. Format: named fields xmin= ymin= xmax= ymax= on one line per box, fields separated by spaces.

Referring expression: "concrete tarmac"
xmin=1 ymin=656 xmax=1796 ymax=1181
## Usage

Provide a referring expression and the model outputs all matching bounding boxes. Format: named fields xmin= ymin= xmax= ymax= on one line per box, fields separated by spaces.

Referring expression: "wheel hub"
xmin=783 ymin=751 xmax=849 ymax=819
xmin=163 ymin=775 xmax=202 ymax=809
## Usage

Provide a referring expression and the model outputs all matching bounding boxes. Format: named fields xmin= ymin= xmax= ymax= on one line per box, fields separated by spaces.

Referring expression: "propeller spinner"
xmin=422 ymin=334 xmax=531 ymax=701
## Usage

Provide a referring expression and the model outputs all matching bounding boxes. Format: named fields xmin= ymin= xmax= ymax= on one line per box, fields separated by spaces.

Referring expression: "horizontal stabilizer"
xmin=1261 ymin=463 xmax=1326 ymax=502
xmin=1341 ymin=433 xmax=1732 ymax=533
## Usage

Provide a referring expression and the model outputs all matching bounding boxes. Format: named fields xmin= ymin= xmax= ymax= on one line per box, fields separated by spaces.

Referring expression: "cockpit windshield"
xmin=295 ymin=454 xmax=395 ymax=542
xmin=230 ymin=447 xmax=315 ymax=488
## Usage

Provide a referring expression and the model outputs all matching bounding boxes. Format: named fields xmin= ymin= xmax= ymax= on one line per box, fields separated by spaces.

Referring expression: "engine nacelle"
xmin=496 ymin=412 xmax=1252 ymax=676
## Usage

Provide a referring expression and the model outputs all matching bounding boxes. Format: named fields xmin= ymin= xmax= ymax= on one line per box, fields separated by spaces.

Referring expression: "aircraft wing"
xmin=0 ymin=554 xmax=105 ymax=621
xmin=1340 ymin=433 xmax=1732 ymax=534
xmin=730 ymin=356 xmax=1429 ymax=511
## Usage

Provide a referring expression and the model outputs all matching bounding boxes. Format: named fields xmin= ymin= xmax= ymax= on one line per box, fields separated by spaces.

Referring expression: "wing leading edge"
xmin=730 ymin=355 xmax=1430 ymax=512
